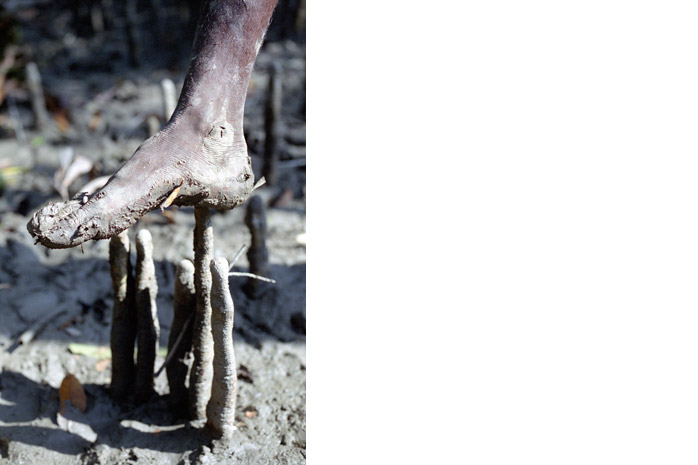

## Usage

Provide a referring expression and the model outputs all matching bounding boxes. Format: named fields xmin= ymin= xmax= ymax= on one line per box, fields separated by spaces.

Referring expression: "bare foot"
xmin=27 ymin=0 xmax=277 ymax=249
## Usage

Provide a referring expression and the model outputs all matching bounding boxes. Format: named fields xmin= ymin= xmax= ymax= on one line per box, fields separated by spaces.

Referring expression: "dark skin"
xmin=27 ymin=0 xmax=278 ymax=249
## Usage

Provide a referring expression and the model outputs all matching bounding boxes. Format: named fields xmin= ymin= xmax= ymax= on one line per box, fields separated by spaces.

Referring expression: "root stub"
xmin=188 ymin=207 xmax=215 ymax=421
xmin=109 ymin=231 xmax=137 ymax=401
xmin=134 ymin=229 xmax=160 ymax=404
xmin=206 ymin=257 xmax=237 ymax=439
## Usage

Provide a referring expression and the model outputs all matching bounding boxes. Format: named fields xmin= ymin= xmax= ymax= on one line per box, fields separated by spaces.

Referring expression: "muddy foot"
xmin=26 ymin=0 xmax=277 ymax=249
xmin=27 ymin=122 xmax=255 ymax=248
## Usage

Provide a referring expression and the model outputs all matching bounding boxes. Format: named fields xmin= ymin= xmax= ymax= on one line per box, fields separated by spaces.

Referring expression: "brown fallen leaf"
xmin=54 ymin=109 xmax=70 ymax=132
xmin=95 ymin=359 xmax=111 ymax=372
xmin=59 ymin=373 xmax=87 ymax=414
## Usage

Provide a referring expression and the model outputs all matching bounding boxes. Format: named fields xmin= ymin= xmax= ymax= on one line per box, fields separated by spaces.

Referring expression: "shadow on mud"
xmin=0 ymin=239 xmax=305 ymax=348
xmin=0 ymin=238 xmax=304 ymax=455
xmin=0 ymin=370 xmax=209 ymax=456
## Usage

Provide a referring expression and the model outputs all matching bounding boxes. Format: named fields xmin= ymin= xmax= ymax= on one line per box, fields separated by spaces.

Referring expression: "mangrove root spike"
xmin=206 ymin=257 xmax=237 ymax=439
xmin=109 ymin=230 xmax=137 ymax=401
xmin=188 ymin=207 xmax=215 ymax=422
xmin=134 ymin=229 xmax=160 ymax=403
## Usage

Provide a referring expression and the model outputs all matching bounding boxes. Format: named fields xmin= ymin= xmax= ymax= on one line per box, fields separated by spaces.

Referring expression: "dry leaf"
xmin=54 ymin=110 xmax=70 ymax=132
xmin=53 ymin=149 xmax=94 ymax=200
xmin=59 ymin=373 xmax=86 ymax=414
xmin=161 ymin=210 xmax=176 ymax=224
xmin=160 ymin=182 xmax=183 ymax=211
xmin=95 ymin=359 xmax=111 ymax=372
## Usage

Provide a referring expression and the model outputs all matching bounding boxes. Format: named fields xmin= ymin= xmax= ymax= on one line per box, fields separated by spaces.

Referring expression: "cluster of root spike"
xmin=108 ymin=202 xmax=267 ymax=440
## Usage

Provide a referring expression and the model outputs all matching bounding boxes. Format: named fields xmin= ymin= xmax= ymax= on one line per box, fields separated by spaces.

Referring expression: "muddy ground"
xmin=0 ymin=1 xmax=305 ymax=464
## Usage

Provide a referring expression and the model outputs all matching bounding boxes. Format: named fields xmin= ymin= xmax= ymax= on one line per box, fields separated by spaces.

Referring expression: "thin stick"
xmin=228 ymin=244 xmax=248 ymax=270
xmin=11 ymin=308 xmax=68 ymax=351
xmin=229 ymin=272 xmax=276 ymax=283
xmin=252 ymin=176 xmax=266 ymax=191
xmin=158 ymin=312 xmax=193 ymax=378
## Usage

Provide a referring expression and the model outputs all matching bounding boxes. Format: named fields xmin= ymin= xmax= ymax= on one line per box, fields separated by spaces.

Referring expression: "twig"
xmin=157 ymin=312 xmax=193 ymax=378
xmin=228 ymin=244 xmax=248 ymax=270
xmin=9 ymin=308 xmax=68 ymax=353
xmin=252 ymin=176 xmax=266 ymax=191
xmin=229 ymin=272 xmax=276 ymax=283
